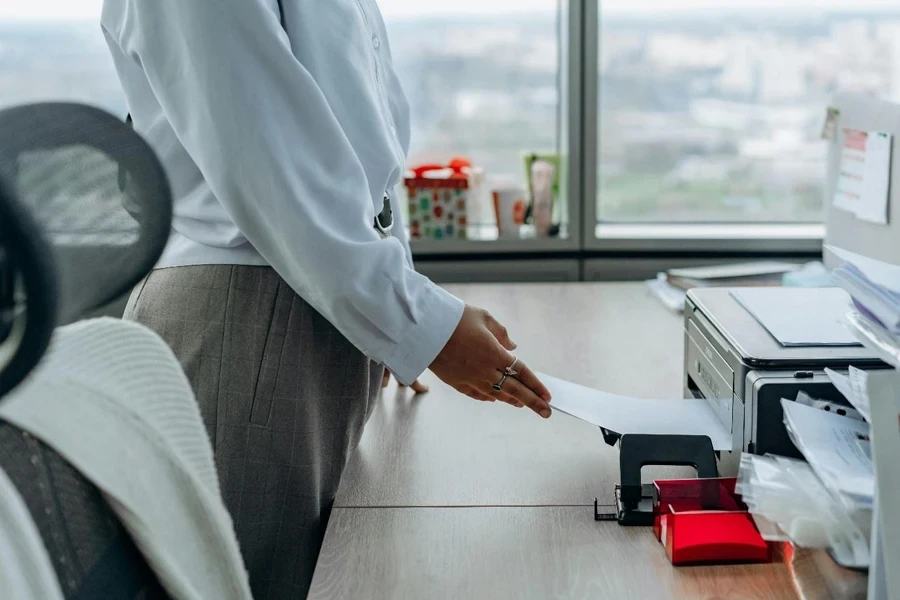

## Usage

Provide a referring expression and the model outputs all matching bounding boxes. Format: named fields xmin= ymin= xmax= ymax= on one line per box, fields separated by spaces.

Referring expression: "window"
xmin=10 ymin=1 xmax=889 ymax=257
xmin=597 ymin=1 xmax=899 ymax=225
xmin=0 ymin=1 xmax=123 ymax=114
xmin=379 ymin=1 xmax=568 ymax=236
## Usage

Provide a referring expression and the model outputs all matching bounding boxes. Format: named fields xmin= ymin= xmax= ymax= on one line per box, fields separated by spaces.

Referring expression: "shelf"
xmin=588 ymin=223 xmax=825 ymax=254
xmin=409 ymin=223 xmax=826 ymax=259
xmin=409 ymin=224 xmax=577 ymax=256
xmin=411 ymin=236 xmax=576 ymax=256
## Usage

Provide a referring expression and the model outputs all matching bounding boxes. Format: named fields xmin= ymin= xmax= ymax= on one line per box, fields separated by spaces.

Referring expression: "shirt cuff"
xmin=383 ymin=284 xmax=465 ymax=385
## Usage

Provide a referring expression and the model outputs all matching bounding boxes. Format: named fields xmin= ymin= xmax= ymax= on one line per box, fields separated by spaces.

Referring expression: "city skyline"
xmin=4 ymin=7 xmax=900 ymax=224
xmin=3 ymin=0 xmax=900 ymax=21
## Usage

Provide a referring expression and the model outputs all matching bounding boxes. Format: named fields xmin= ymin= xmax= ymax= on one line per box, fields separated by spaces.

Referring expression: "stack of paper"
xmin=781 ymin=399 xmax=874 ymax=508
xmin=665 ymin=261 xmax=799 ymax=291
xmin=825 ymin=367 xmax=872 ymax=422
xmin=732 ymin=395 xmax=876 ymax=568
xmin=829 ymin=246 xmax=900 ymax=366
xmin=736 ymin=453 xmax=871 ymax=569
xmin=794 ymin=390 xmax=864 ymax=423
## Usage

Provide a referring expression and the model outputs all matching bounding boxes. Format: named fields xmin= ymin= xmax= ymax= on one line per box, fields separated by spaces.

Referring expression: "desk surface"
xmin=310 ymin=282 xmax=797 ymax=599
xmin=311 ymin=507 xmax=794 ymax=600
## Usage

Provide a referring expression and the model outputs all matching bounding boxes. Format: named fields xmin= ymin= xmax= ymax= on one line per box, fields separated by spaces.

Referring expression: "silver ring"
xmin=492 ymin=357 xmax=519 ymax=392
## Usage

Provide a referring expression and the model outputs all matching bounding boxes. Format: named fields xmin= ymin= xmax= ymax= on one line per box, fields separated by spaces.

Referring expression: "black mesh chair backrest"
xmin=0 ymin=177 xmax=57 ymax=399
xmin=0 ymin=103 xmax=174 ymax=598
xmin=0 ymin=102 xmax=172 ymax=329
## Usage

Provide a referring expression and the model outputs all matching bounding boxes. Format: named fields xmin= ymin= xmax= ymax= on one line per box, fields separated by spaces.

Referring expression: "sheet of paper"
xmin=833 ymin=129 xmax=892 ymax=225
xmin=539 ymin=373 xmax=732 ymax=451
xmin=781 ymin=399 xmax=873 ymax=503
xmin=828 ymin=246 xmax=900 ymax=294
xmin=795 ymin=390 xmax=864 ymax=422
xmin=848 ymin=367 xmax=872 ymax=422
xmin=667 ymin=261 xmax=797 ymax=281
xmin=856 ymin=131 xmax=892 ymax=224
xmin=825 ymin=367 xmax=872 ymax=423
xmin=826 ymin=366 xmax=873 ymax=422
xmin=731 ymin=288 xmax=859 ymax=347
xmin=825 ymin=368 xmax=855 ymax=405
xmin=834 ymin=130 xmax=865 ymax=214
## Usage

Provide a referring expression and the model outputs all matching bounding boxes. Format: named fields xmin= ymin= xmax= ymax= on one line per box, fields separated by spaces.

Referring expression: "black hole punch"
xmin=604 ymin=432 xmax=719 ymax=527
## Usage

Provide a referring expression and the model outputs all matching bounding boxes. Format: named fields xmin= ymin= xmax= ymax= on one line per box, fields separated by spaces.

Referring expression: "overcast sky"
xmin=1 ymin=0 xmax=899 ymax=21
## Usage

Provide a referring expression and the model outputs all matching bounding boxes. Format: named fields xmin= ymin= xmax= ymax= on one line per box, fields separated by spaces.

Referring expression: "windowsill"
xmin=589 ymin=222 xmax=824 ymax=254
xmin=408 ymin=222 xmax=825 ymax=257
xmin=409 ymin=223 xmax=578 ymax=256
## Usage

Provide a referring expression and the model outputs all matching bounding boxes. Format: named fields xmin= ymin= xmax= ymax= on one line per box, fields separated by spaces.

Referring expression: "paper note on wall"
xmin=539 ymin=373 xmax=732 ymax=451
xmin=833 ymin=129 xmax=892 ymax=225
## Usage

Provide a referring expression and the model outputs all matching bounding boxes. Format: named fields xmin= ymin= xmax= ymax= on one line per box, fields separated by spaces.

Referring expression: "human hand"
xmin=382 ymin=370 xmax=429 ymax=394
xmin=428 ymin=305 xmax=553 ymax=418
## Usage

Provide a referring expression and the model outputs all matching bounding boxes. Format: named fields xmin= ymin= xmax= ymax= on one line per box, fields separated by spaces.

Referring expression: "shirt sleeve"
xmin=390 ymin=199 xmax=416 ymax=269
xmin=103 ymin=0 xmax=463 ymax=384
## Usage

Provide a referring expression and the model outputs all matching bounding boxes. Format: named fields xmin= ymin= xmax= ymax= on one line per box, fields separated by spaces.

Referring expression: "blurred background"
xmin=5 ymin=0 xmax=899 ymax=278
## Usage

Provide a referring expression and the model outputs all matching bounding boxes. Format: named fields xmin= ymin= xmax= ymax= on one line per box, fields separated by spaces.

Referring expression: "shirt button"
xmin=372 ymin=35 xmax=381 ymax=50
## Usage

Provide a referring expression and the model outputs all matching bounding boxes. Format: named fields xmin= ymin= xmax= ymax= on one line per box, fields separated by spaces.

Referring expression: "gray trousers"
xmin=124 ymin=265 xmax=381 ymax=599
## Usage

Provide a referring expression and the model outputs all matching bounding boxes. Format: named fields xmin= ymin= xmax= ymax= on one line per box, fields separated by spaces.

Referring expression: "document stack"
xmin=736 ymin=396 xmax=874 ymax=569
xmin=829 ymin=246 xmax=900 ymax=366
xmin=646 ymin=261 xmax=829 ymax=313
xmin=828 ymin=246 xmax=900 ymax=597
xmin=731 ymin=247 xmax=900 ymax=597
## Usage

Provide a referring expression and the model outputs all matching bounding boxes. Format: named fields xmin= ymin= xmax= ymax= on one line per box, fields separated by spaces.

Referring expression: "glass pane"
xmin=0 ymin=3 xmax=124 ymax=114
xmin=379 ymin=1 xmax=568 ymax=240
xmin=597 ymin=3 xmax=898 ymax=224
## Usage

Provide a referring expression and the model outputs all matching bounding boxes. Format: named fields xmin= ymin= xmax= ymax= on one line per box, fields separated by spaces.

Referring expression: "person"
xmin=100 ymin=0 xmax=553 ymax=597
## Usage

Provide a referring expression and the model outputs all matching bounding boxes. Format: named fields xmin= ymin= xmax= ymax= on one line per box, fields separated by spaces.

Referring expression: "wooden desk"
xmin=309 ymin=283 xmax=797 ymax=599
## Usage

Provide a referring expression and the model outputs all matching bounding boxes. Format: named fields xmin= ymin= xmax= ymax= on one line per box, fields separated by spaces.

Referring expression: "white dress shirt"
xmin=100 ymin=0 xmax=464 ymax=384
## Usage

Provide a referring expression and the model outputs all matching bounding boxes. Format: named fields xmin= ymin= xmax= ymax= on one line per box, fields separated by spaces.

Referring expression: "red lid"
xmin=411 ymin=163 xmax=447 ymax=177
xmin=448 ymin=157 xmax=472 ymax=172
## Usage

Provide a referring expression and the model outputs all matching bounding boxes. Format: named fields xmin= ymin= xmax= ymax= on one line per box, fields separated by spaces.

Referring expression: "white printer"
xmin=683 ymin=287 xmax=884 ymax=458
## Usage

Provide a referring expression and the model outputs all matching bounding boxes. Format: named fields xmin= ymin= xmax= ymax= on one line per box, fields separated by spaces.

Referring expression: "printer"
xmin=599 ymin=285 xmax=886 ymax=525
xmin=683 ymin=287 xmax=885 ymax=459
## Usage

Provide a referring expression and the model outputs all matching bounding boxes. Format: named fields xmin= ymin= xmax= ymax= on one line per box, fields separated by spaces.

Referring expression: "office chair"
xmin=0 ymin=102 xmax=173 ymax=598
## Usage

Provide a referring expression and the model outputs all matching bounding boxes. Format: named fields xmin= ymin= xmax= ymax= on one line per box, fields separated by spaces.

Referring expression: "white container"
xmin=491 ymin=185 xmax=528 ymax=239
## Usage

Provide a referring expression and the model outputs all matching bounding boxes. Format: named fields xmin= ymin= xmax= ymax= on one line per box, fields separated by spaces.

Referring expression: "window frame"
xmin=579 ymin=0 xmax=825 ymax=255
xmin=405 ymin=0 xmax=825 ymax=259
xmin=406 ymin=0 xmax=585 ymax=258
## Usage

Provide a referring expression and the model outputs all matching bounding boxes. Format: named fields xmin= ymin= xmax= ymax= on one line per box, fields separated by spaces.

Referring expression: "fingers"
xmin=483 ymin=311 xmax=517 ymax=351
xmin=459 ymin=385 xmax=495 ymax=403
xmin=384 ymin=370 xmax=429 ymax=395
xmin=506 ymin=358 xmax=552 ymax=404
xmin=491 ymin=392 xmax=525 ymax=409
xmin=459 ymin=382 xmax=523 ymax=408
xmin=494 ymin=363 xmax=552 ymax=419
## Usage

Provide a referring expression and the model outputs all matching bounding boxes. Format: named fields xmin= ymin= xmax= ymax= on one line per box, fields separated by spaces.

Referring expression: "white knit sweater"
xmin=0 ymin=318 xmax=252 ymax=600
